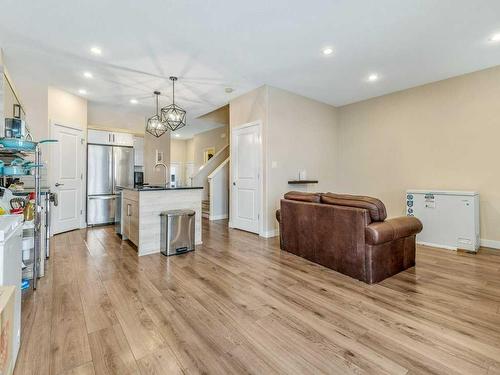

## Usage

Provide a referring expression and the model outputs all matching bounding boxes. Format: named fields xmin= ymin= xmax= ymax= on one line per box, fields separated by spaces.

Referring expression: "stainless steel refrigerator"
xmin=87 ymin=144 xmax=134 ymax=225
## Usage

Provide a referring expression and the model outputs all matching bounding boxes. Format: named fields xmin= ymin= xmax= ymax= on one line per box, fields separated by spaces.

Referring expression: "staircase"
xmin=202 ymin=191 xmax=210 ymax=218
xmin=191 ymin=146 xmax=230 ymax=221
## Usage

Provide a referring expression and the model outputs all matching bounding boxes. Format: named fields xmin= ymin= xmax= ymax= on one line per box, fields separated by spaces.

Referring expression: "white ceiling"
xmin=1 ymin=0 xmax=500 ymax=130
xmin=87 ymin=101 xmax=226 ymax=139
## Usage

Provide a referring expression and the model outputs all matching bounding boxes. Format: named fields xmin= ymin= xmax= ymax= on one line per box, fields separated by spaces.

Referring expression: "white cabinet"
xmin=113 ymin=132 xmax=134 ymax=146
xmin=88 ymin=130 xmax=134 ymax=146
xmin=88 ymin=129 xmax=112 ymax=145
xmin=133 ymin=136 xmax=144 ymax=166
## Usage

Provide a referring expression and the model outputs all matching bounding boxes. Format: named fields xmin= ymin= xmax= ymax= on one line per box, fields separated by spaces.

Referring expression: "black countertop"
xmin=117 ymin=185 xmax=203 ymax=192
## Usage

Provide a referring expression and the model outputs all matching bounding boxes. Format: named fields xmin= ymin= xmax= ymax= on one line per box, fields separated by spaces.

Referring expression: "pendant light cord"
xmin=172 ymin=79 xmax=175 ymax=105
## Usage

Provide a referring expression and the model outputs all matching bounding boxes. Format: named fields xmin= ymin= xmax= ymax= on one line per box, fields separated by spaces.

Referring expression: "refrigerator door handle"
xmin=111 ymin=147 xmax=115 ymax=193
xmin=88 ymin=195 xmax=116 ymax=200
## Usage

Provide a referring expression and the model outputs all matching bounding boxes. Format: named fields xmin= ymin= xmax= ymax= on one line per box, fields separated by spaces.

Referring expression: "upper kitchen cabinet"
xmin=88 ymin=129 xmax=134 ymax=146
xmin=133 ymin=136 xmax=144 ymax=166
xmin=113 ymin=132 xmax=134 ymax=146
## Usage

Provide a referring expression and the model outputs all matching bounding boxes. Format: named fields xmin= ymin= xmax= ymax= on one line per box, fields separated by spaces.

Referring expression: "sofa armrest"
xmin=276 ymin=209 xmax=281 ymax=223
xmin=365 ymin=217 xmax=423 ymax=245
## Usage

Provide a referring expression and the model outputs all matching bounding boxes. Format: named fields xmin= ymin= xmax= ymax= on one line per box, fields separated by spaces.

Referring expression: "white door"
xmin=51 ymin=124 xmax=84 ymax=234
xmin=231 ymin=122 xmax=261 ymax=234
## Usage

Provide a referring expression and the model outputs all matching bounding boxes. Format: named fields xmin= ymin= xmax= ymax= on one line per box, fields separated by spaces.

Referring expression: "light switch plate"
xmin=271 ymin=161 xmax=278 ymax=168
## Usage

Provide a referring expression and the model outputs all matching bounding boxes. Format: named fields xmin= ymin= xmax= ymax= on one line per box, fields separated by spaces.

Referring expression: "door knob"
xmin=55 ymin=183 xmax=64 ymax=187
xmin=232 ymin=182 xmax=236 ymax=186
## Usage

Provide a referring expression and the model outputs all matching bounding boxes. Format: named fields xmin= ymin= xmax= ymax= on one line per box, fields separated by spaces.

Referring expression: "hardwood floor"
xmin=13 ymin=219 xmax=500 ymax=374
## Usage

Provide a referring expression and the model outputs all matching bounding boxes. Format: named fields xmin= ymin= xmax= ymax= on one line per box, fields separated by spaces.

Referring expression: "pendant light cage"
xmin=161 ymin=76 xmax=187 ymax=131
xmin=146 ymin=91 xmax=169 ymax=137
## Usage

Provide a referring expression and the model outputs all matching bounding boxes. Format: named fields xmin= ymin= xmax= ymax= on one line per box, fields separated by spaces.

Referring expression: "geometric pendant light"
xmin=161 ymin=76 xmax=187 ymax=132
xmin=145 ymin=91 xmax=168 ymax=137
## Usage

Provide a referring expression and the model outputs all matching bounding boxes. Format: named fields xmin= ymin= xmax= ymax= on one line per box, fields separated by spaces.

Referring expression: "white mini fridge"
xmin=406 ymin=190 xmax=480 ymax=252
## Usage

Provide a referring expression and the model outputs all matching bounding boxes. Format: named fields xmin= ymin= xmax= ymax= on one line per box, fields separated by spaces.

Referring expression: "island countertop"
xmin=119 ymin=186 xmax=203 ymax=256
xmin=117 ymin=185 xmax=203 ymax=191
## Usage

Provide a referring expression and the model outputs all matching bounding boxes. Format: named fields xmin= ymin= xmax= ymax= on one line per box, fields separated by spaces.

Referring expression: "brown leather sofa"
xmin=276 ymin=191 xmax=423 ymax=284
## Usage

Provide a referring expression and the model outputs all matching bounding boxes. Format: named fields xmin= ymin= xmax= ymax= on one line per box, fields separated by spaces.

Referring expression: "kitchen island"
xmin=118 ymin=185 xmax=203 ymax=256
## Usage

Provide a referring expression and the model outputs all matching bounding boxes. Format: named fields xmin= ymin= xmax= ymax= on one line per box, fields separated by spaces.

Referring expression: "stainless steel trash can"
xmin=160 ymin=209 xmax=195 ymax=256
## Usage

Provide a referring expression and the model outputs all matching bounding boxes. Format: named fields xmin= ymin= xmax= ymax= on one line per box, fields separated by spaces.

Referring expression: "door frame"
xmin=49 ymin=120 xmax=86 ymax=232
xmin=229 ymin=120 xmax=264 ymax=236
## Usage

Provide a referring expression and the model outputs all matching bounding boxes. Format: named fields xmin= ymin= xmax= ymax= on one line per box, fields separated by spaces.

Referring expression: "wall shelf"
xmin=288 ymin=180 xmax=319 ymax=184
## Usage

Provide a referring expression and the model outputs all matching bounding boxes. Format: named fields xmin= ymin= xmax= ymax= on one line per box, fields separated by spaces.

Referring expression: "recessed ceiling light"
xmin=78 ymin=89 xmax=87 ymax=95
xmin=90 ymin=46 xmax=102 ymax=55
xmin=83 ymin=71 xmax=93 ymax=79
xmin=225 ymin=87 xmax=234 ymax=93
xmin=489 ymin=33 xmax=500 ymax=42
xmin=322 ymin=47 xmax=334 ymax=55
xmin=367 ymin=73 xmax=379 ymax=82
xmin=130 ymin=99 xmax=138 ymax=104
xmin=174 ymin=134 xmax=180 ymax=138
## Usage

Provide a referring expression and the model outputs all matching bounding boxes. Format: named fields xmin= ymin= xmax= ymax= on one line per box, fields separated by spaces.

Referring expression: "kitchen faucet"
xmin=154 ymin=162 xmax=169 ymax=186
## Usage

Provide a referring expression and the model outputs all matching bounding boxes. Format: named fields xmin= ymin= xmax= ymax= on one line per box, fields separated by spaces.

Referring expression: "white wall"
xmin=229 ymin=85 xmax=338 ymax=236
xmin=267 ymin=86 xmax=338 ymax=234
xmin=88 ymin=101 xmax=145 ymax=133
xmin=337 ymin=64 xmax=500 ymax=244
xmin=209 ymin=159 xmax=229 ymax=220
xmin=48 ymin=86 xmax=87 ymax=130
xmin=170 ymin=139 xmax=188 ymax=162
xmin=144 ymin=132 xmax=170 ymax=185
xmin=188 ymin=125 xmax=229 ymax=169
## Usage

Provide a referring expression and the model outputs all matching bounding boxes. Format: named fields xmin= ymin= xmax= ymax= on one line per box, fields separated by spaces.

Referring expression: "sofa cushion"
xmin=321 ymin=193 xmax=387 ymax=222
xmin=284 ymin=191 xmax=321 ymax=203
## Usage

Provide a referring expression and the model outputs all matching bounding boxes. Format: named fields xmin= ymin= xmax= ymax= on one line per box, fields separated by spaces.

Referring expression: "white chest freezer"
xmin=0 ymin=215 xmax=23 ymax=367
xmin=406 ymin=190 xmax=480 ymax=252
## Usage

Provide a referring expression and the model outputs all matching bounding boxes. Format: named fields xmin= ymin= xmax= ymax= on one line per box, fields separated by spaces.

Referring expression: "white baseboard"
xmin=417 ymin=240 xmax=500 ymax=251
xmin=209 ymin=214 xmax=228 ymax=221
xmin=480 ymin=239 xmax=500 ymax=250
xmin=138 ymin=248 xmax=160 ymax=257
xmin=260 ymin=229 xmax=279 ymax=238
xmin=417 ymin=241 xmax=457 ymax=251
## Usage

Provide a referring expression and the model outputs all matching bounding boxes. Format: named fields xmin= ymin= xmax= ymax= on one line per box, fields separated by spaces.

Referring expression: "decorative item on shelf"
xmin=161 ymin=76 xmax=187 ymax=132
xmin=146 ymin=91 xmax=169 ymax=138
xmin=13 ymin=104 xmax=21 ymax=119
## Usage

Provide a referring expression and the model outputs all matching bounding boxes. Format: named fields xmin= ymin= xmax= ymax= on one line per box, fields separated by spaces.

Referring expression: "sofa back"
xmin=284 ymin=191 xmax=321 ymax=203
xmin=279 ymin=197 xmax=371 ymax=280
xmin=321 ymin=192 xmax=387 ymax=222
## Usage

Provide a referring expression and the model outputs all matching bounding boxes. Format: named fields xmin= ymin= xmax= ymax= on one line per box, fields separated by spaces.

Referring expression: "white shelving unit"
xmin=0 ymin=145 xmax=45 ymax=289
